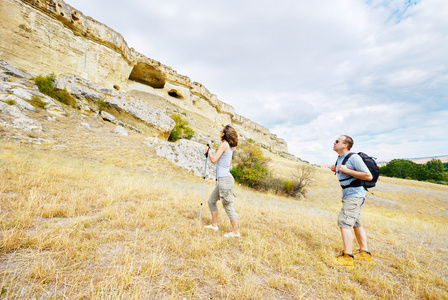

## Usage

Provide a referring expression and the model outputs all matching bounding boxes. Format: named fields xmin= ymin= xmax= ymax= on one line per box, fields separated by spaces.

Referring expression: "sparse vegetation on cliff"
xmin=31 ymin=73 xmax=77 ymax=108
xmin=96 ymin=97 xmax=107 ymax=113
xmin=28 ymin=95 xmax=48 ymax=109
xmin=5 ymin=99 xmax=16 ymax=106
xmin=168 ymin=113 xmax=195 ymax=141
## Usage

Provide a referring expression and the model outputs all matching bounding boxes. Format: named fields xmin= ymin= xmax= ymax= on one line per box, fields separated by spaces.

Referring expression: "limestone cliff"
xmin=0 ymin=0 xmax=288 ymax=153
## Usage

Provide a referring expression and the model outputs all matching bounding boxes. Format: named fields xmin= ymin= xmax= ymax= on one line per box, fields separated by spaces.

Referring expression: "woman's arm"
xmin=207 ymin=142 xmax=228 ymax=164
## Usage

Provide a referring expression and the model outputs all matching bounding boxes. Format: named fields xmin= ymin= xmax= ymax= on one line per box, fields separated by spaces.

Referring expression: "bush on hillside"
xmin=284 ymin=164 xmax=314 ymax=197
xmin=168 ymin=114 xmax=195 ymax=141
xmin=231 ymin=142 xmax=271 ymax=190
xmin=32 ymin=73 xmax=78 ymax=108
xmin=231 ymin=140 xmax=313 ymax=197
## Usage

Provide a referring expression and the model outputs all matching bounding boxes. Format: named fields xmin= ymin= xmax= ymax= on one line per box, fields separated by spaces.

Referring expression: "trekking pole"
xmin=199 ymin=144 xmax=211 ymax=227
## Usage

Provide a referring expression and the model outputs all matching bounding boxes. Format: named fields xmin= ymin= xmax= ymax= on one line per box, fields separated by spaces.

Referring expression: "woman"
xmin=204 ymin=125 xmax=239 ymax=237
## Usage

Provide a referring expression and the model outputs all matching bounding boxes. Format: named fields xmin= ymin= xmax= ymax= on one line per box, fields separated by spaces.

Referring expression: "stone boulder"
xmin=114 ymin=125 xmax=128 ymax=136
xmin=156 ymin=139 xmax=217 ymax=179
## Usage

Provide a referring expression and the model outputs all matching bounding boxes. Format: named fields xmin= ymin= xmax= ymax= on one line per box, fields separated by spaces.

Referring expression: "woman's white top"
xmin=216 ymin=143 xmax=233 ymax=178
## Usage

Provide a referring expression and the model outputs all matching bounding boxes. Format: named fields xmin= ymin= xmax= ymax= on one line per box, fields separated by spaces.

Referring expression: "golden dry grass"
xmin=1 ymin=109 xmax=448 ymax=299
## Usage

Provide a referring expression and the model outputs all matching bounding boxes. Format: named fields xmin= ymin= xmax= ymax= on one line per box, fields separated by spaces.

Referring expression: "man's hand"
xmin=338 ymin=164 xmax=350 ymax=174
xmin=338 ymin=164 xmax=373 ymax=181
xmin=330 ymin=165 xmax=336 ymax=172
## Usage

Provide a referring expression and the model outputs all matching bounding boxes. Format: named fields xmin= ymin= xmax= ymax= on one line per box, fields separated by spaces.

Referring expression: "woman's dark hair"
xmin=222 ymin=125 xmax=238 ymax=147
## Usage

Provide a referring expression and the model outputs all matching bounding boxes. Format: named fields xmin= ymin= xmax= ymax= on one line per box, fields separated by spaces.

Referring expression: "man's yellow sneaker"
xmin=354 ymin=249 xmax=372 ymax=262
xmin=336 ymin=251 xmax=354 ymax=266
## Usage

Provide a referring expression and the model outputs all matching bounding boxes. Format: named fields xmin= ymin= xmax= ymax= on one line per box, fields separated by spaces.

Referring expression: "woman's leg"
xmin=207 ymin=185 xmax=220 ymax=226
xmin=211 ymin=210 xmax=219 ymax=227
xmin=219 ymin=176 xmax=239 ymax=235
xmin=230 ymin=218 xmax=239 ymax=235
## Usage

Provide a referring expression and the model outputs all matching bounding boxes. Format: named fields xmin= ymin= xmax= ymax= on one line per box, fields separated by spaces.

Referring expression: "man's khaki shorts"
xmin=338 ymin=197 xmax=365 ymax=229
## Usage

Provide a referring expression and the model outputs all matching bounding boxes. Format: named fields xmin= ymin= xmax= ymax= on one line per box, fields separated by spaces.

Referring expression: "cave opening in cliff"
xmin=129 ymin=63 xmax=166 ymax=89
xmin=168 ymin=90 xmax=182 ymax=99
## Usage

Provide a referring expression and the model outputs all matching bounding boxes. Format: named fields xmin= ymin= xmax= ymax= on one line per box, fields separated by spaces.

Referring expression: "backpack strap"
xmin=336 ymin=152 xmax=363 ymax=189
xmin=341 ymin=152 xmax=355 ymax=166
xmin=334 ymin=152 xmax=355 ymax=175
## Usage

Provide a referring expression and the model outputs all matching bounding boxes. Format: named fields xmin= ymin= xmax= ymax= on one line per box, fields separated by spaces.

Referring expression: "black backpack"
xmin=335 ymin=152 xmax=380 ymax=190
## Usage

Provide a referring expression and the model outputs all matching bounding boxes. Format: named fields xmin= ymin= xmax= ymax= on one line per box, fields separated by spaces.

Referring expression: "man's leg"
xmin=353 ymin=226 xmax=371 ymax=261
xmin=354 ymin=226 xmax=368 ymax=251
xmin=340 ymin=227 xmax=353 ymax=255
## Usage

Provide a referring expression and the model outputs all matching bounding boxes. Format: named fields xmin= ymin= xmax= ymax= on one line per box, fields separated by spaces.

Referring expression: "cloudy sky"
xmin=65 ymin=0 xmax=448 ymax=164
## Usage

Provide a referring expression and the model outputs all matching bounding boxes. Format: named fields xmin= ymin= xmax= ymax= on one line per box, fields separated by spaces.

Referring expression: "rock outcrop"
xmin=54 ymin=74 xmax=174 ymax=139
xmin=0 ymin=0 xmax=288 ymax=153
xmin=156 ymin=139 xmax=217 ymax=179
xmin=0 ymin=62 xmax=66 ymax=133
xmin=0 ymin=60 xmax=174 ymax=140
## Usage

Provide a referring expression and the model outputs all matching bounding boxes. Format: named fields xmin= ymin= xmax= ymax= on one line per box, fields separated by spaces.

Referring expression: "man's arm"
xmin=337 ymin=164 xmax=373 ymax=181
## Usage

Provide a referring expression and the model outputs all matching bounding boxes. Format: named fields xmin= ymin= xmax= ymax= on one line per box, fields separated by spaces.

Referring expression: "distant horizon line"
xmin=376 ymin=154 xmax=448 ymax=164
xmin=316 ymin=154 xmax=448 ymax=166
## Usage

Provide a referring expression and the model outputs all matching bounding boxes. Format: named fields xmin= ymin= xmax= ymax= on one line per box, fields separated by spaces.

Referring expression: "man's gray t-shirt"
xmin=336 ymin=152 xmax=370 ymax=199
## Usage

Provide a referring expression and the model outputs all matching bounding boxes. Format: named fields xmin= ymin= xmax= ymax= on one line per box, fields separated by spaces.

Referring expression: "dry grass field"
xmin=1 ymin=108 xmax=448 ymax=299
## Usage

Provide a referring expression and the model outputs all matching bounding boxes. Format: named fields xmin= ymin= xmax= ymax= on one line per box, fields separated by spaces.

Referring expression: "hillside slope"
xmin=1 ymin=77 xmax=447 ymax=299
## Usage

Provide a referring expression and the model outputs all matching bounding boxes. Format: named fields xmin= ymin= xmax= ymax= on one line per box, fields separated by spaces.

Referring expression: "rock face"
xmin=0 ymin=60 xmax=174 ymax=140
xmin=55 ymin=74 xmax=174 ymax=139
xmin=156 ymin=140 xmax=217 ymax=179
xmin=0 ymin=0 xmax=288 ymax=153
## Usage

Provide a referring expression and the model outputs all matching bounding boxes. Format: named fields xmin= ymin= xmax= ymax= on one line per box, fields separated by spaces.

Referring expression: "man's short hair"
xmin=342 ymin=135 xmax=354 ymax=150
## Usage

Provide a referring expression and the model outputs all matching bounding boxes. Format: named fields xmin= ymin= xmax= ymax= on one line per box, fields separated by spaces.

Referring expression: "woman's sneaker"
xmin=224 ymin=232 xmax=240 ymax=238
xmin=204 ymin=225 xmax=218 ymax=231
xmin=354 ymin=249 xmax=372 ymax=262
xmin=336 ymin=251 xmax=354 ymax=266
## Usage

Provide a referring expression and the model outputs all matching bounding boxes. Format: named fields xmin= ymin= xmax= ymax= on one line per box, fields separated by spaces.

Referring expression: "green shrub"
xmin=32 ymin=74 xmax=77 ymax=107
xmin=96 ymin=97 xmax=107 ymax=113
xmin=283 ymin=180 xmax=292 ymax=190
xmin=168 ymin=114 xmax=195 ymax=141
xmin=5 ymin=99 xmax=16 ymax=106
xmin=32 ymin=74 xmax=56 ymax=96
xmin=230 ymin=141 xmax=272 ymax=190
xmin=231 ymin=140 xmax=313 ymax=198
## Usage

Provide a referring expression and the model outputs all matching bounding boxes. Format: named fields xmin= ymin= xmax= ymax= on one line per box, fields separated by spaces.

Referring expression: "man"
xmin=330 ymin=135 xmax=373 ymax=266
